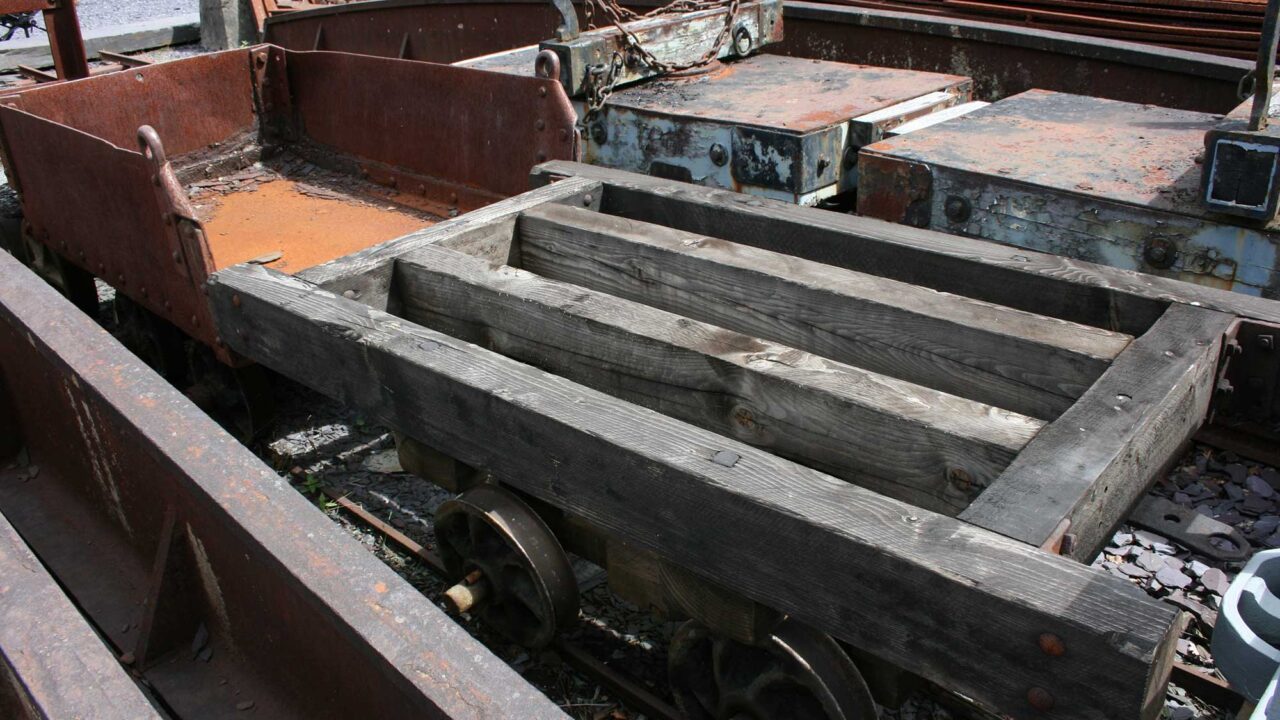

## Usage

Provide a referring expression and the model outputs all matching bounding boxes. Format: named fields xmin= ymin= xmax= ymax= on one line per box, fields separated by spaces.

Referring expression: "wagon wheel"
xmin=434 ymin=485 xmax=578 ymax=648
xmin=669 ymin=618 xmax=877 ymax=720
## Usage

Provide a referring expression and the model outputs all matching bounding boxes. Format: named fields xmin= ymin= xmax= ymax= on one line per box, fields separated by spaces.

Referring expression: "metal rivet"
xmin=164 ymin=301 xmax=171 ymax=311
xmin=591 ymin=122 xmax=607 ymax=145
xmin=944 ymin=195 xmax=972 ymax=224
xmin=190 ymin=315 xmax=199 ymax=327
xmin=709 ymin=143 xmax=728 ymax=167
xmin=1027 ymin=687 xmax=1054 ymax=712
xmin=583 ymin=194 xmax=594 ymax=206
xmin=538 ymin=86 xmax=547 ymax=97
xmin=535 ymin=119 xmax=545 ymax=131
xmin=231 ymin=294 xmax=241 ymax=308
xmin=172 ymin=251 xmax=182 ymax=264
xmin=1037 ymin=633 xmax=1065 ymax=657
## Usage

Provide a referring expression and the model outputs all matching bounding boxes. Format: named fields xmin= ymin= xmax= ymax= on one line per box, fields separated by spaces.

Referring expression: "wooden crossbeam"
xmin=961 ymin=303 xmax=1234 ymax=560
xmin=515 ymin=203 xmax=1131 ymax=420
xmin=209 ymin=263 xmax=1180 ymax=720
xmin=529 ymin=161 xmax=1280 ymax=331
xmin=394 ymin=245 xmax=1041 ymax=514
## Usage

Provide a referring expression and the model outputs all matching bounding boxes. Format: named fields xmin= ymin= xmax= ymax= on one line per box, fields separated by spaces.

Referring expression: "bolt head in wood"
xmin=1027 ymin=686 xmax=1054 ymax=712
xmin=1037 ymin=633 xmax=1065 ymax=656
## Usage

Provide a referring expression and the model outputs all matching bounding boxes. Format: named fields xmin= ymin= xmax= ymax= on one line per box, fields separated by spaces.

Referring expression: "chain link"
xmin=577 ymin=0 xmax=740 ymax=133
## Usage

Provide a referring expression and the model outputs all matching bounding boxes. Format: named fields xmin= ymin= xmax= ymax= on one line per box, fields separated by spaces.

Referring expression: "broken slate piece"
xmin=1226 ymin=463 xmax=1248 ymax=484
xmin=1187 ymin=560 xmax=1210 ymax=577
xmin=1134 ymin=530 xmax=1169 ymax=548
xmin=1253 ymin=515 xmax=1280 ymax=537
xmin=1136 ymin=550 xmax=1165 ymax=572
xmin=1226 ymin=483 xmax=1246 ymax=501
xmin=1201 ymin=567 xmax=1231 ymax=596
xmin=1264 ymin=467 xmax=1280 ymax=491
xmin=1155 ymin=565 xmax=1192 ymax=589
xmin=1249 ymin=475 xmax=1276 ymax=498
xmin=1118 ymin=563 xmax=1150 ymax=578
xmin=1112 ymin=531 xmax=1133 ymax=546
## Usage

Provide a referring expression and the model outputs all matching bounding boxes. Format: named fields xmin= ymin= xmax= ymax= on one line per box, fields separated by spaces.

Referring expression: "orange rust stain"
xmin=198 ymin=180 xmax=437 ymax=274
xmin=374 ymin=581 xmax=388 ymax=594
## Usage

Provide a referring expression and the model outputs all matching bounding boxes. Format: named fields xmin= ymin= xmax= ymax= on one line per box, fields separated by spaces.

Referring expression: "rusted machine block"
xmin=857 ymin=89 xmax=1280 ymax=298
xmin=0 ymin=44 xmax=577 ymax=364
xmin=0 ymin=249 xmax=565 ymax=719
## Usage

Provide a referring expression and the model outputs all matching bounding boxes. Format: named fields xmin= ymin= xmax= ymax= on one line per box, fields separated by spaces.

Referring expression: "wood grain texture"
xmin=961 ymin=304 xmax=1234 ymax=560
xmin=516 ymin=203 xmax=1130 ymax=420
xmin=529 ymin=162 xmax=1280 ymax=331
xmin=394 ymin=245 xmax=1041 ymax=514
xmin=209 ymin=263 xmax=1180 ymax=720
xmin=294 ymin=176 xmax=601 ymax=307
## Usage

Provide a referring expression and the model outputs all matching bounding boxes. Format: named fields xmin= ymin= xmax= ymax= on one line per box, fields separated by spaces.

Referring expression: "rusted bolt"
xmin=163 ymin=300 xmax=172 ymax=311
xmin=1260 ymin=334 xmax=1275 ymax=351
xmin=948 ymin=468 xmax=972 ymax=491
xmin=214 ymin=336 xmax=225 ymax=348
xmin=117 ymin=273 xmax=125 ymax=285
xmin=140 ymin=287 xmax=148 ymax=297
xmin=816 ymin=155 xmax=831 ymax=175
xmin=450 ymin=192 xmax=458 ymax=204
xmin=1037 ymin=633 xmax=1065 ymax=656
xmin=1027 ymin=687 xmax=1054 ymax=712
xmin=583 ymin=194 xmax=594 ymax=206
xmin=190 ymin=314 xmax=199 ymax=327
xmin=536 ymin=151 xmax=547 ymax=162
xmin=97 ymin=262 xmax=105 ymax=273
xmin=1143 ymin=237 xmax=1177 ymax=269
xmin=538 ymin=86 xmax=547 ymax=97
xmin=709 ymin=143 xmax=728 ymax=167
xmin=172 ymin=251 xmax=182 ymax=264
xmin=944 ymin=195 xmax=971 ymax=224
xmin=591 ymin=122 xmax=607 ymax=145
xmin=231 ymin=294 xmax=242 ymax=308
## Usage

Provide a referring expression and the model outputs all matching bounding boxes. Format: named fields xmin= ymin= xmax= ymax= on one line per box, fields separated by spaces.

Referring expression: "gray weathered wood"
xmin=209 ymin=263 xmax=1180 ymax=720
xmin=530 ymin=162 xmax=1280 ymax=331
xmin=295 ymin=176 xmax=600 ymax=307
xmin=516 ymin=203 xmax=1131 ymax=420
xmin=395 ymin=245 xmax=1041 ymax=514
xmin=961 ymin=304 xmax=1234 ymax=560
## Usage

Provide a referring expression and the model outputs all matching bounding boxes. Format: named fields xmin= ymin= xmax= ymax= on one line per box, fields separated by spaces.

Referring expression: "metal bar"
xmin=41 ymin=1 xmax=89 ymax=80
xmin=97 ymin=50 xmax=152 ymax=68
xmin=14 ymin=64 xmax=56 ymax=82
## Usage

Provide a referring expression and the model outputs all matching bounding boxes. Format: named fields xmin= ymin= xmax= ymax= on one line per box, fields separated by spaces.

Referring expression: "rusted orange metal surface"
xmin=0 ymin=45 xmax=576 ymax=364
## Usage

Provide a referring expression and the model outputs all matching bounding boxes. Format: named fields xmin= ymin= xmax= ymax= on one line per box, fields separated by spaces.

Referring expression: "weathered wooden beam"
xmin=210 ymin=263 xmax=1180 ymax=720
xmin=394 ymin=245 xmax=1041 ymax=514
xmin=961 ymin=304 xmax=1234 ymax=560
xmin=295 ymin=175 xmax=601 ymax=307
xmin=516 ymin=203 xmax=1131 ymax=420
xmin=529 ymin=161 xmax=1280 ymax=332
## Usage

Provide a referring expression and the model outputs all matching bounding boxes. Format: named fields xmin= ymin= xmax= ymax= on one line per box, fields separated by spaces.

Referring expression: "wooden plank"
xmin=210 ymin=263 xmax=1180 ymax=720
xmin=516 ymin=203 xmax=1131 ymax=420
xmin=529 ymin=162 xmax=1280 ymax=332
xmin=295 ymin=176 xmax=601 ymax=306
xmin=395 ymin=245 xmax=1041 ymax=514
xmin=961 ymin=304 xmax=1234 ymax=560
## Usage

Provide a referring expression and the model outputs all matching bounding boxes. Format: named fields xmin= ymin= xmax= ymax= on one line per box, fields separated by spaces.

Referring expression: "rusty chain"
xmin=578 ymin=0 xmax=740 ymax=133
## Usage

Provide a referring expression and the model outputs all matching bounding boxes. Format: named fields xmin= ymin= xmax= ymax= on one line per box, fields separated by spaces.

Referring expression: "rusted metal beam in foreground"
xmin=0 ymin=249 xmax=565 ymax=720
xmin=0 ymin=506 xmax=161 ymax=720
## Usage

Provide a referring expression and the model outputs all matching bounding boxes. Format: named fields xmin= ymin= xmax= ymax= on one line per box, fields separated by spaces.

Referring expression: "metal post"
xmin=41 ymin=0 xmax=89 ymax=81
xmin=1250 ymin=0 xmax=1280 ymax=130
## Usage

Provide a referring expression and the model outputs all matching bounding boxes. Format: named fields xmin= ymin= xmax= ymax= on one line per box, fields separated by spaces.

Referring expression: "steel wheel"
xmin=669 ymin=619 xmax=877 ymax=720
xmin=435 ymin=485 xmax=578 ymax=648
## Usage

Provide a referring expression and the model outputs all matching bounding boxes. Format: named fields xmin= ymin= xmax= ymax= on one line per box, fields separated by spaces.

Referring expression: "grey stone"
xmin=1187 ymin=560 xmax=1210 ymax=577
xmin=1136 ymin=550 xmax=1165 ymax=572
xmin=1226 ymin=463 xmax=1248 ymax=484
xmin=1249 ymin=475 xmax=1276 ymax=498
xmin=1263 ymin=467 xmax=1280 ymax=491
xmin=1200 ymin=567 xmax=1231 ymax=596
xmin=1226 ymin=483 xmax=1246 ymax=501
xmin=1155 ymin=565 xmax=1192 ymax=589
xmin=1118 ymin=563 xmax=1150 ymax=578
xmin=1112 ymin=531 xmax=1133 ymax=546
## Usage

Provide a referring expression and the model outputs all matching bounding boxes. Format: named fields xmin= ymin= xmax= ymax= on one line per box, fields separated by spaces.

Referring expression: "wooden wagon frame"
xmin=206 ymin=161 xmax=1280 ymax=719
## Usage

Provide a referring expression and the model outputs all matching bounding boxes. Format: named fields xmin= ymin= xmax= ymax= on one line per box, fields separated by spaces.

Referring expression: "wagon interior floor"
xmin=187 ymin=153 xmax=444 ymax=275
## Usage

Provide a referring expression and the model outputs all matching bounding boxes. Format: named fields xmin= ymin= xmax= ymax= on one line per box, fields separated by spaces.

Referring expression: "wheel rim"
xmin=435 ymin=485 xmax=578 ymax=648
xmin=669 ymin=619 xmax=877 ymax=720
